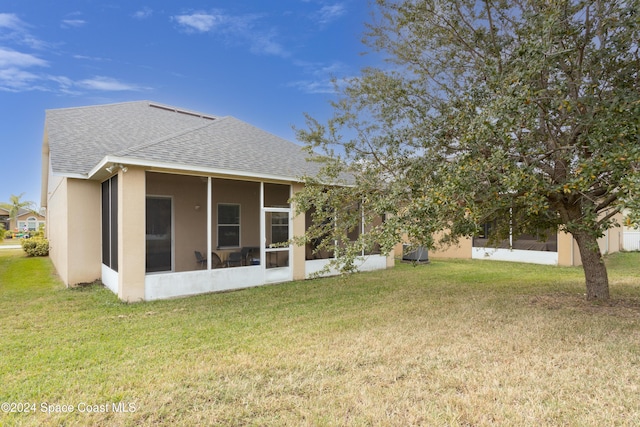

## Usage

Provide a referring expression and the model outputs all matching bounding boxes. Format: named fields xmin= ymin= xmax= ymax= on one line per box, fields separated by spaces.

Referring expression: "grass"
xmin=1 ymin=249 xmax=639 ymax=426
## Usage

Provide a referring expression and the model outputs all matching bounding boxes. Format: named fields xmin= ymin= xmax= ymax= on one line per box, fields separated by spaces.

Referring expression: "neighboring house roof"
xmin=45 ymin=101 xmax=323 ymax=182
xmin=16 ymin=208 xmax=45 ymax=219
xmin=0 ymin=207 xmax=43 ymax=218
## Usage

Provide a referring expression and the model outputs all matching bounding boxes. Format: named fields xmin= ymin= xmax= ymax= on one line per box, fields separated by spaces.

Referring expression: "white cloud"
xmin=0 ymin=67 xmax=40 ymax=92
xmin=0 ymin=39 xmax=49 ymax=91
xmin=0 ymin=13 xmax=24 ymax=30
xmin=133 ymin=7 xmax=153 ymax=20
xmin=174 ymin=13 xmax=220 ymax=33
xmin=77 ymin=76 xmax=144 ymax=91
xmin=47 ymin=75 xmax=73 ymax=88
xmin=0 ymin=13 xmax=48 ymax=49
xmin=73 ymin=54 xmax=110 ymax=62
xmin=0 ymin=15 xmax=142 ymax=94
xmin=314 ymin=3 xmax=347 ymax=25
xmin=287 ymin=79 xmax=336 ymax=94
xmin=288 ymin=60 xmax=350 ymax=94
xmin=0 ymin=47 xmax=48 ymax=68
xmin=249 ymin=31 xmax=289 ymax=57
xmin=61 ymin=19 xmax=87 ymax=29
xmin=172 ymin=11 xmax=289 ymax=57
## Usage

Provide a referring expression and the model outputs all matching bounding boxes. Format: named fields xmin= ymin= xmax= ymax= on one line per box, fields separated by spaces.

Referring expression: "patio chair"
xmin=241 ymin=246 xmax=260 ymax=265
xmin=226 ymin=251 xmax=243 ymax=267
xmin=194 ymin=251 xmax=207 ymax=268
xmin=211 ymin=252 xmax=224 ymax=269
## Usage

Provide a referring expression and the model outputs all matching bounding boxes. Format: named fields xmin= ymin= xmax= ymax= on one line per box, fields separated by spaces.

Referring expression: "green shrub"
xmin=0 ymin=224 xmax=5 ymax=242
xmin=30 ymin=230 xmax=45 ymax=239
xmin=21 ymin=237 xmax=50 ymax=257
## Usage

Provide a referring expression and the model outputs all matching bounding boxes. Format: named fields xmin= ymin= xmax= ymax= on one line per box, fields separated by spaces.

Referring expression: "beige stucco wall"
xmin=598 ymin=219 xmax=623 ymax=255
xmin=118 ymin=167 xmax=146 ymax=301
xmin=394 ymin=232 xmax=473 ymax=260
xmin=212 ymin=178 xmax=261 ymax=250
xmin=46 ymin=176 xmax=101 ymax=286
xmin=430 ymin=235 xmax=473 ymax=259
xmin=46 ymin=175 xmax=69 ymax=285
xmin=66 ymin=179 xmax=101 ymax=284
xmin=557 ymin=231 xmax=579 ymax=266
xmin=558 ymin=213 xmax=624 ymax=267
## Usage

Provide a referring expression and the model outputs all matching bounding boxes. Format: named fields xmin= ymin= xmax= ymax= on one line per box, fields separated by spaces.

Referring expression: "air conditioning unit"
xmin=402 ymin=245 xmax=429 ymax=263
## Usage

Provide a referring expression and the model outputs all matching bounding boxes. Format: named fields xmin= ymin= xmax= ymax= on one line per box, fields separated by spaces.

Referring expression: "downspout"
xmin=207 ymin=177 xmax=212 ymax=270
xmin=260 ymin=182 xmax=265 ymax=276
xmin=509 ymin=207 xmax=513 ymax=249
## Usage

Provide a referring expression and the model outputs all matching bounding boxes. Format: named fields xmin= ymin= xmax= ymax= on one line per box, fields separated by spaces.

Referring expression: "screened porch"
xmin=143 ymin=172 xmax=293 ymax=299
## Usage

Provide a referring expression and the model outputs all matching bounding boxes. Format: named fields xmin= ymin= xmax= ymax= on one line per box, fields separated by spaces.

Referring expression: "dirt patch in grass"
xmin=526 ymin=292 xmax=640 ymax=318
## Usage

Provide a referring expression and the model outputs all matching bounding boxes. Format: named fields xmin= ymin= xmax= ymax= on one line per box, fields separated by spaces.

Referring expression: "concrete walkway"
xmin=0 ymin=245 xmax=21 ymax=249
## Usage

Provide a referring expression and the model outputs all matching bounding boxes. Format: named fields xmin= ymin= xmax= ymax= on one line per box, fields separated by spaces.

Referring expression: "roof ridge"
xmin=113 ymin=117 xmax=229 ymax=157
xmin=45 ymin=101 xmax=219 ymax=119
xmin=46 ymin=100 xmax=149 ymax=113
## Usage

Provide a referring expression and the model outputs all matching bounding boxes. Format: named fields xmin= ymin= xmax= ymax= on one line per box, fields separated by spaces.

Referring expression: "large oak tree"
xmin=294 ymin=0 xmax=640 ymax=300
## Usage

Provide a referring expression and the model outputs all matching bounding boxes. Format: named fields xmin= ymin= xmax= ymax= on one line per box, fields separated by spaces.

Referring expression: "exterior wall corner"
xmin=117 ymin=167 xmax=146 ymax=301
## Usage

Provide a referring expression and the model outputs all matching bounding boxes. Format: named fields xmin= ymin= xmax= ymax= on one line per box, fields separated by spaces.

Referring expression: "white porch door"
xmin=263 ymin=208 xmax=292 ymax=283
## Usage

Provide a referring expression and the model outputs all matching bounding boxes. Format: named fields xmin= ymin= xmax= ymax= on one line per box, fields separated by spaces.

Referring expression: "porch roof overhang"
xmin=86 ymin=155 xmax=310 ymax=184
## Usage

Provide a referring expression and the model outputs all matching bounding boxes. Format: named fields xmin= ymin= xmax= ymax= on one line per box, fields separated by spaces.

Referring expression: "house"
xmin=41 ymin=101 xmax=393 ymax=301
xmin=0 ymin=208 xmax=9 ymax=233
xmin=0 ymin=207 xmax=46 ymax=236
xmin=423 ymin=221 xmax=622 ymax=266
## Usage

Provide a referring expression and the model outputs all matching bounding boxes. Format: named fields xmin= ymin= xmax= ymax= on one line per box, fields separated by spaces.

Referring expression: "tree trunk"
xmin=572 ymin=231 xmax=610 ymax=301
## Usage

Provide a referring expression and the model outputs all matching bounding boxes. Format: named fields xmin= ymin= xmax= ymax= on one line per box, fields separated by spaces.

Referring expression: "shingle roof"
xmin=45 ymin=101 xmax=323 ymax=181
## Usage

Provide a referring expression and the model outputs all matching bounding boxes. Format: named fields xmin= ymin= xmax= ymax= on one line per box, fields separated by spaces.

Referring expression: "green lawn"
xmin=1 ymin=249 xmax=639 ymax=426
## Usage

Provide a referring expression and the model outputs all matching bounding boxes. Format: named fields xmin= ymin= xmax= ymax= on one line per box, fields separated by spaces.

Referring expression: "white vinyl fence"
xmin=623 ymin=231 xmax=640 ymax=251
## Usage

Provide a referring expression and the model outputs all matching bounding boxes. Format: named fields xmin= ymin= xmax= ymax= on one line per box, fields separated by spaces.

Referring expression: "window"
xmin=270 ymin=212 xmax=289 ymax=245
xmin=218 ymin=204 xmax=240 ymax=248
xmin=27 ymin=217 xmax=37 ymax=231
xmin=101 ymin=175 xmax=118 ymax=271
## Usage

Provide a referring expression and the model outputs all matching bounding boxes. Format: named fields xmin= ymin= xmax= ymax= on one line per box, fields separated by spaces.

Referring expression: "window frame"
xmin=270 ymin=211 xmax=289 ymax=246
xmin=217 ymin=203 xmax=241 ymax=249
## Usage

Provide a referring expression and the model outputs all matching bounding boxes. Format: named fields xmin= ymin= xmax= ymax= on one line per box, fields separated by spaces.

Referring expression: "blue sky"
xmin=0 ymin=1 xmax=373 ymax=208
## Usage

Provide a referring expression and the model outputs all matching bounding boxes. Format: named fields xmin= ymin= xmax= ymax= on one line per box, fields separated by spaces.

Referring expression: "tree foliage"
xmin=0 ymin=193 xmax=37 ymax=224
xmin=293 ymin=0 xmax=640 ymax=300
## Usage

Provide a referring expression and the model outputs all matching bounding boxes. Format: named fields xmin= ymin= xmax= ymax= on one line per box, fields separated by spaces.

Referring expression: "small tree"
xmin=0 ymin=223 xmax=6 ymax=242
xmin=294 ymin=0 xmax=640 ymax=301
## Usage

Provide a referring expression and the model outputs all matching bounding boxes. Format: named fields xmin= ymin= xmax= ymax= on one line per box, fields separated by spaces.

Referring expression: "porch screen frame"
xmin=101 ymin=175 xmax=118 ymax=271
xmin=145 ymin=195 xmax=174 ymax=274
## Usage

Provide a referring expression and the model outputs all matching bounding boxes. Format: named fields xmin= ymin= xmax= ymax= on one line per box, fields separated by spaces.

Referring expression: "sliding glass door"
xmin=146 ymin=197 xmax=173 ymax=273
